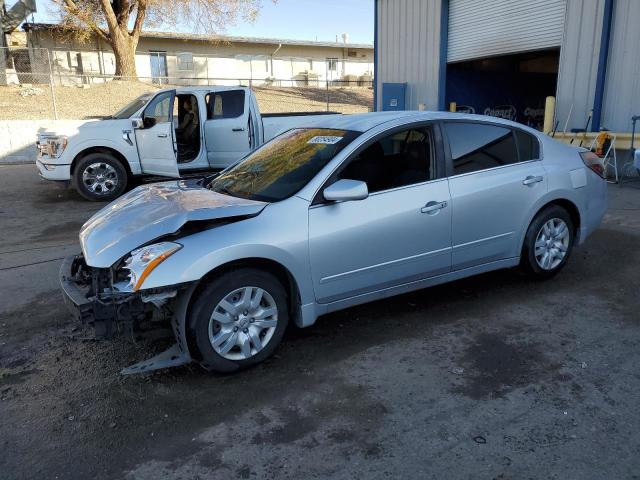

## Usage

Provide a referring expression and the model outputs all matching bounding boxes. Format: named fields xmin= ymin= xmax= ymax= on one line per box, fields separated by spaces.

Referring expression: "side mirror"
xmin=131 ymin=117 xmax=143 ymax=129
xmin=142 ymin=116 xmax=156 ymax=129
xmin=323 ymin=179 xmax=368 ymax=202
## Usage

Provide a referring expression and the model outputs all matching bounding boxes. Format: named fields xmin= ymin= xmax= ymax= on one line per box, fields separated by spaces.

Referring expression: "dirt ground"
xmin=0 ymin=82 xmax=373 ymax=120
xmin=1 ymin=165 xmax=640 ymax=479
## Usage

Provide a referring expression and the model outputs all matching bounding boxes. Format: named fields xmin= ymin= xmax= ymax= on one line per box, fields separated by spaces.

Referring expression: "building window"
xmin=177 ymin=52 xmax=194 ymax=71
xmin=327 ymin=57 xmax=338 ymax=72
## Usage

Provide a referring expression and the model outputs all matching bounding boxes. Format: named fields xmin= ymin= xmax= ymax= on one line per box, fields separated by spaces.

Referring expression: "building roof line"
xmin=21 ymin=22 xmax=374 ymax=50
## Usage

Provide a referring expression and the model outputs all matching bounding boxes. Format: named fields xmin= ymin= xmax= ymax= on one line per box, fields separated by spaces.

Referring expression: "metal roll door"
xmin=448 ymin=0 xmax=567 ymax=63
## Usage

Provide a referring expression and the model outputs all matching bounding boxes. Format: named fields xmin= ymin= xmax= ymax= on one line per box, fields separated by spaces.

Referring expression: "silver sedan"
xmin=60 ymin=112 xmax=608 ymax=373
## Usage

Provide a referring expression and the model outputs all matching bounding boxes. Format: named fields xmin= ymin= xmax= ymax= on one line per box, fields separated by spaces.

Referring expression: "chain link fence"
xmin=0 ymin=46 xmax=58 ymax=118
xmin=0 ymin=46 xmax=373 ymax=120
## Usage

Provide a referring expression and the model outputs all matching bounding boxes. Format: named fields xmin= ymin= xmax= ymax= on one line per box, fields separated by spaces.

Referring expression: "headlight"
xmin=37 ymin=135 xmax=68 ymax=158
xmin=122 ymin=242 xmax=182 ymax=292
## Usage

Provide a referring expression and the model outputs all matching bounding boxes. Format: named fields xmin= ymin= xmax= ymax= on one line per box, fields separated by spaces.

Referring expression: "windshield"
xmin=208 ymin=128 xmax=360 ymax=202
xmin=112 ymin=94 xmax=152 ymax=119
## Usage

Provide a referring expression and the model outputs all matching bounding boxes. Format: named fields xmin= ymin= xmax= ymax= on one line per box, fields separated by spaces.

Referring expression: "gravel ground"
xmin=1 ymin=166 xmax=640 ymax=479
xmin=0 ymin=83 xmax=373 ymax=120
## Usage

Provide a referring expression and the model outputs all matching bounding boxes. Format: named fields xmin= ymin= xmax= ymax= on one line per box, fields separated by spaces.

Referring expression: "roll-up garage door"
xmin=447 ymin=0 xmax=567 ymax=63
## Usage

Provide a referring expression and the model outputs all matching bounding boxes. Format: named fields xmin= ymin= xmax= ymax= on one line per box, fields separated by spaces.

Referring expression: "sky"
xmin=29 ymin=0 xmax=374 ymax=44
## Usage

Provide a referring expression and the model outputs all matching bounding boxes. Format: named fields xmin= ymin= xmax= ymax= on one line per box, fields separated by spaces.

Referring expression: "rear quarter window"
xmin=515 ymin=129 xmax=541 ymax=161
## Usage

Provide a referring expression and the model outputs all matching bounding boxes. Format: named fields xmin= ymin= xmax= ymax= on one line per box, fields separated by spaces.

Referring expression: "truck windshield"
xmin=208 ymin=128 xmax=360 ymax=202
xmin=112 ymin=94 xmax=152 ymax=119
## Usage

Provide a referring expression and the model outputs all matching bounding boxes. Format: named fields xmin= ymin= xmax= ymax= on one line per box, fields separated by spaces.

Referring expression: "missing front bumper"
xmin=59 ymin=254 xmax=194 ymax=374
xmin=59 ymin=255 xmax=145 ymax=338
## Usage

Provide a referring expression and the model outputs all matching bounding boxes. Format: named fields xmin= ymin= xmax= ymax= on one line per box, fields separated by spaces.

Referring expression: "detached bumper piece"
xmin=59 ymin=255 xmax=192 ymax=374
xmin=120 ymin=344 xmax=190 ymax=375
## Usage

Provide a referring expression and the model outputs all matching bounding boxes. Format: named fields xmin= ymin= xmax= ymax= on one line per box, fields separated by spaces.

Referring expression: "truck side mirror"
xmin=131 ymin=118 xmax=143 ymax=129
xmin=142 ymin=116 xmax=156 ymax=129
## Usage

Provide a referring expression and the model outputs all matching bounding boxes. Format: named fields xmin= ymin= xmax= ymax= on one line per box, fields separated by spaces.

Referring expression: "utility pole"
xmin=0 ymin=0 xmax=7 ymax=85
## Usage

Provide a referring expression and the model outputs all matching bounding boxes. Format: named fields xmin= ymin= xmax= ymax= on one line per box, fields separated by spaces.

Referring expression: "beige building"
xmin=22 ymin=23 xmax=374 ymax=86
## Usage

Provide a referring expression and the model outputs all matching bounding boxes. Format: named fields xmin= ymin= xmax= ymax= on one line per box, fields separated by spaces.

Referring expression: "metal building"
xmin=374 ymin=0 xmax=640 ymax=134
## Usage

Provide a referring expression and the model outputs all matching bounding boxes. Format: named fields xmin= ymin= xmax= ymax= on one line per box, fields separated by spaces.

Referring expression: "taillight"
xmin=580 ymin=151 xmax=606 ymax=179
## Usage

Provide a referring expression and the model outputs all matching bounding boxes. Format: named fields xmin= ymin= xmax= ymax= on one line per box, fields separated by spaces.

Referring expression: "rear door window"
xmin=206 ymin=90 xmax=245 ymax=119
xmin=444 ymin=122 xmax=519 ymax=175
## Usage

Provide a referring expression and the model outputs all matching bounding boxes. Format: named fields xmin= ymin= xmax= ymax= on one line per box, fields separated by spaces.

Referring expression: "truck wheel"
xmin=521 ymin=205 xmax=574 ymax=279
xmin=72 ymin=153 xmax=128 ymax=202
xmin=189 ymin=268 xmax=289 ymax=373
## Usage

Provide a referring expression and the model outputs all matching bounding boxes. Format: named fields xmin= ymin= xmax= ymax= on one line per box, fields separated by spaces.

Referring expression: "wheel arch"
xmin=183 ymin=257 xmax=304 ymax=361
xmin=70 ymin=146 xmax=133 ymax=181
xmin=188 ymin=256 xmax=303 ymax=327
xmin=520 ymin=197 xmax=582 ymax=255
xmin=544 ymin=198 xmax=581 ymax=238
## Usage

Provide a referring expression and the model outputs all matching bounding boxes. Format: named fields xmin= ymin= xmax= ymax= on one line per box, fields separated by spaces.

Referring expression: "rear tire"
xmin=521 ymin=205 xmax=574 ymax=279
xmin=189 ymin=268 xmax=289 ymax=373
xmin=72 ymin=152 xmax=128 ymax=202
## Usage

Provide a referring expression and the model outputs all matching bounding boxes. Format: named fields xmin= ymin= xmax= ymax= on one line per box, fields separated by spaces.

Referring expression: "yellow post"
xmin=543 ymin=96 xmax=556 ymax=134
xmin=449 ymin=102 xmax=457 ymax=112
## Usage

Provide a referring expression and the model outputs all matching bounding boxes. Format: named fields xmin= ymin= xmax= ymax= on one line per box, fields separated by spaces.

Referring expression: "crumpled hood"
xmin=80 ymin=180 xmax=267 ymax=267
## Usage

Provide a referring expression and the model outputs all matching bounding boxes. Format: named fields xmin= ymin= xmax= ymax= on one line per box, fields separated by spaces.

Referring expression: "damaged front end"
xmin=59 ymin=254 xmax=195 ymax=374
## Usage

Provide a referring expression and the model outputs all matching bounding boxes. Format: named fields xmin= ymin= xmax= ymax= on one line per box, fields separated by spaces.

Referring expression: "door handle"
xmin=421 ymin=200 xmax=448 ymax=214
xmin=157 ymin=133 xmax=168 ymax=138
xmin=232 ymin=127 xmax=245 ymax=132
xmin=522 ymin=175 xmax=543 ymax=186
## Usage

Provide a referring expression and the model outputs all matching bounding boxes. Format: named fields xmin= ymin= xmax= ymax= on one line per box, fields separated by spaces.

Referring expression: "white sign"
xmin=307 ymin=136 xmax=343 ymax=145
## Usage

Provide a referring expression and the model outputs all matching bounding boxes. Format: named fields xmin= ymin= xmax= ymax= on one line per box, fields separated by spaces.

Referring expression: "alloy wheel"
xmin=534 ymin=218 xmax=570 ymax=270
xmin=82 ymin=162 xmax=119 ymax=195
xmin=208 ymin=286 xmax=278 ymax=361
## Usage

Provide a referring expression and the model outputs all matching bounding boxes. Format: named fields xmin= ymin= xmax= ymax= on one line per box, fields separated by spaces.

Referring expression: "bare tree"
xmin=51 ymin=0 xmax=266 ymax=77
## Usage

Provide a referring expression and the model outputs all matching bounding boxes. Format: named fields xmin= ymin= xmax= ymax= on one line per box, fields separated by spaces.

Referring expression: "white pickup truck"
xmin=36 ymin=86 xmax=339 ymax=201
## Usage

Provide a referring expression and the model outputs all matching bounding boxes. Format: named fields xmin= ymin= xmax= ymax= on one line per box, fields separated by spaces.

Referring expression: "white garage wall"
xmin=601 ymin=0 xmax=640 ymax=132
xmin=376 ymin=0 xmax=443 ymax=111
xmin=555 ymin=0 xmax=605 ymax=133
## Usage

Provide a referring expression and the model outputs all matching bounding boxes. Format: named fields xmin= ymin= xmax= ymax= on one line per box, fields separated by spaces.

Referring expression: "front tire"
xmin=189 ymin=268 xmax=289 ymax=373
xmin=72 ymin=153 xmax=128 ymax=202
xmin=521 ymin=205 xmax=574 ymax=279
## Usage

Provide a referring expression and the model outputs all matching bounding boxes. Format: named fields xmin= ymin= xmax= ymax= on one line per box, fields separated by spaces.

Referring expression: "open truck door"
xmin=204 ymin=89 xmax=253 ymax=168
xmin=133 ymin=90 xmax=180 ymax=177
